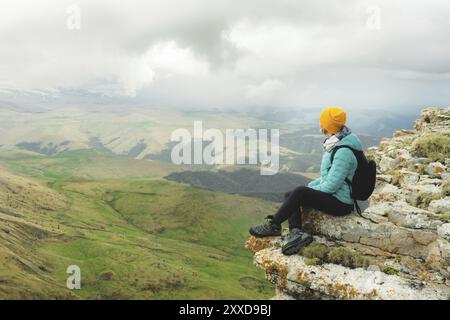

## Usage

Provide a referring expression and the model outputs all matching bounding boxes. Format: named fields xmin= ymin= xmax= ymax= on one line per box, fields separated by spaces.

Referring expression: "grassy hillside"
xmin=0 ymin=150 xmax=278 ymax=299
xmin=0 ymin=167 xmax=75 ymax=299
xmin=0 ymin=149 xmax=180 ymax=180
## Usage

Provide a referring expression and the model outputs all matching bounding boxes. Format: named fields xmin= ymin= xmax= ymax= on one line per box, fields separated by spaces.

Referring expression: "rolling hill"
xmin=0 ymin=150 xmax=278 ymax=299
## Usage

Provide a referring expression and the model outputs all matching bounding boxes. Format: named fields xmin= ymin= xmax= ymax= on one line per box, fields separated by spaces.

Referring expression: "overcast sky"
xmin=1 ymin=0 xmax=450 ymax=110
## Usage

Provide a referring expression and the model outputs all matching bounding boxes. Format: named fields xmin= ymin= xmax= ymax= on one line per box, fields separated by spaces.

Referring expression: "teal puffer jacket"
xmin=307 ymin=133 xmax=362 ymax=205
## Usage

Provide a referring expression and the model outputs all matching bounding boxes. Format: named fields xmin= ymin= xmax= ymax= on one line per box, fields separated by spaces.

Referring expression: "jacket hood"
xmin=337 ymin=133 xmax=363 ymax=151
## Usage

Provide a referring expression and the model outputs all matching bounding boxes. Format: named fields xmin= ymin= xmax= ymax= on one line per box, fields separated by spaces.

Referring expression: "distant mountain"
xmin=0 ymin=88 xmax=131 ymax=111
xmin=347 ymin=112 xmax=419 ymax=137
xmin=280 ymin=130 xmax=381 ymax=153
xmin=253 ymin=107 xmax=420 ymax=138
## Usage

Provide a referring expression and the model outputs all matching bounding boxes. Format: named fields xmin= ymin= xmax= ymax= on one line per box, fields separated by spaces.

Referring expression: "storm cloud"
xmin=1 ymin=0 xmax=450 ymax=110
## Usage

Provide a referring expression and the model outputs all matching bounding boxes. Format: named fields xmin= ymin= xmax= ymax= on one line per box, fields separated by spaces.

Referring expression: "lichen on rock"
xmin=246 ymin=107 xmax=450 ymax=300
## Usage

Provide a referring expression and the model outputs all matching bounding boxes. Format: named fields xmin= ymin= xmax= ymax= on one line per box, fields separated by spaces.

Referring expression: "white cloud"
xmin=247 ymin=78 xmax=285 ymax=102
xmin=0 ymin=0 xmax=450 ymax=109
xmin=114 ymin=41 xmax=210 ymax=96
xmin=145 ymin=41 xmax=209 ymax=78
xmin=224 ymin=20 xmax=309 ymax=59
xmin=120 ymin=56 xmax=155 ymax=97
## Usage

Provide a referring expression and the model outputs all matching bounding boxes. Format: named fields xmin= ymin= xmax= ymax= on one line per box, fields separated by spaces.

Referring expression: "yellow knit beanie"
xmin=320 ymin=107 xmax=347 ymax=134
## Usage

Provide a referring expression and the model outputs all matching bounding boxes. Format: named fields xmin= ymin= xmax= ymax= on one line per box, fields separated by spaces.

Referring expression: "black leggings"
xmin=272 ymin=186 xmax=354 ymax=230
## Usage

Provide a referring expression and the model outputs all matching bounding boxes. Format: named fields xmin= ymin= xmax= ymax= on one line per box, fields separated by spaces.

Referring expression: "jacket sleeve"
xmin=311 ymin=148 xmax=355 ymax=194
xmin=307 ymin=177 xmax=321 ymax=187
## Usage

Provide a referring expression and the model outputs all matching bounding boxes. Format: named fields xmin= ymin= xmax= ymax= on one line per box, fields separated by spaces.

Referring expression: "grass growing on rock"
xmin=302 ymin=243 xmax=397 ymax=275
xmin=300 ymin=243 xmax=370 ymax=269
xmin=416 ymin=163 xmax=429 ymax=175
xmin=409 ymin=192 xmax=442 ymax=209
xmin=304 ymin=258 xmax=321 ymax=266
xmin=302 ymin=243 xmax=329 ymax=261
xmin=390 ymin=170 xmax=401 ymax=186
xmin=328 ymin=248 xmax=370 ymax=269
xmin=411 ymin=133 xmax=450 ymax=162
xmin=442 ymin=181 xmax=450 ymax=197
xmin=379 ymin=265 xmax=400 ymax=276
xmin=439 ymin=211 xmax=450 ymax=222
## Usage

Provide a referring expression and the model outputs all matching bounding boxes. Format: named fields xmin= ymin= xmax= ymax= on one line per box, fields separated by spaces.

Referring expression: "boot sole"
xmin=282 ymin=235 xmax=313 ymax=256
xmin=249 ymin=227 xmax=281 ymax=238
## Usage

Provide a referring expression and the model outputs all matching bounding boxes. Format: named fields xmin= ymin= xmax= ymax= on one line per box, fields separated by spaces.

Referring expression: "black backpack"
xmin=330 ymin=146 xmax=377 ymax=216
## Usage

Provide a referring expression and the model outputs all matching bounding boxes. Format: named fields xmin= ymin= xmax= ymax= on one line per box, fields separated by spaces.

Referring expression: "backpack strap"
xmin=330 ymin=145 xmax=359 ymax=164
xmin=354 ymin=201 xmax=362 ymax=216
xmin=328 ymin=145 xmax=357 ymax=173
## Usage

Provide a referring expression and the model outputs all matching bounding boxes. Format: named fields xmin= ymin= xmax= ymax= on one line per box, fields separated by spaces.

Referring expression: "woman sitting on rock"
xmin=249 ymin=106 xmax=363 ymax=255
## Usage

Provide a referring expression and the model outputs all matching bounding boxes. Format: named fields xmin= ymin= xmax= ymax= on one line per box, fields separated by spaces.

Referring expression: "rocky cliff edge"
xmin=246 ymin=107 xmax=450 ymax=300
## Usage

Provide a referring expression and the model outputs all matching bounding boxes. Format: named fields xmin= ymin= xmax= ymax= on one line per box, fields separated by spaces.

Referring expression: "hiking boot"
xmin=281 ymin=228 xmax=313 ymax=256
xmin=249 ymin=215 xmax=282 ymax=237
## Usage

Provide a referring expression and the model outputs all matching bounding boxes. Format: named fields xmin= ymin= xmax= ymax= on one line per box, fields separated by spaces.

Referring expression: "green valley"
xmin=0 ymin=149 xmax=279 ymax=299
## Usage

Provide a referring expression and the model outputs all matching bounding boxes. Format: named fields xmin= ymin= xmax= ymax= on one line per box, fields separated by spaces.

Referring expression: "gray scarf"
xmin=323 ymin=126 xmax=351 ymax=152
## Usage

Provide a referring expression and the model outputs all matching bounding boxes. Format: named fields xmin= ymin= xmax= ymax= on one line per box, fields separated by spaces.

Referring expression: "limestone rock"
xmin=371 ymin=183 xmax=402 ymax=203
xmin=429 ymin=197 xmax=450 ymax=214
xmin=442 ymin=173 xmax=450 ymax=182
xmin=417 ymin=177 xmax=442 ymax=186
xmin=437 ymin=223 xmax=450 ymax=240
xmin=426 ymin=162 xmax=447 ymax=176
xmin=397 ymin=169 xmax=420 ymax=186
xmin=414 ymin=108 xmax=450 ymax=132
xmin=407 ymin=157 xmax=429 ymax=167
xmin=377 ymin=174 xmax=393 ymax=184
xmin=379 ymin=156 xmax=399 ymax=173
xmin=252 ymin=244 xmax=447 ymax=300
